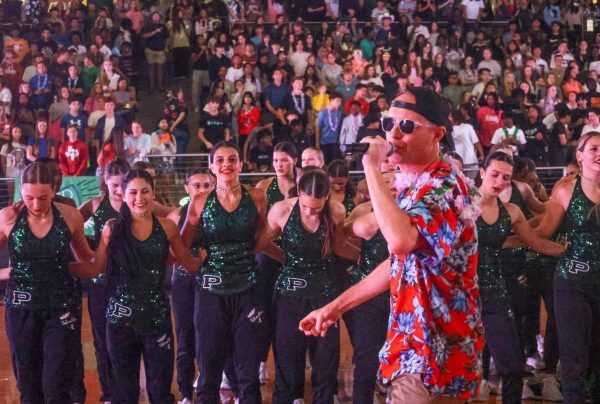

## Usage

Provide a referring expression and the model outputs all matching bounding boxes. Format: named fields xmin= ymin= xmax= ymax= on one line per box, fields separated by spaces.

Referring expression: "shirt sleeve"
xmin=404 ymin=182 xmax=462 ymax=267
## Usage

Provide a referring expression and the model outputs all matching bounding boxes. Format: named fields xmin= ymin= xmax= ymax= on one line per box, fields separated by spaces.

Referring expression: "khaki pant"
xmin=388 ymin=374 xmax=467 ymax=404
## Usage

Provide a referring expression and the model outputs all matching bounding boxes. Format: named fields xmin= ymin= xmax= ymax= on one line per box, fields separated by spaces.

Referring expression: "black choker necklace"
xmin=132 ymin=211 xmax=151 ymax=217
xmin=217 ymin=183 xmax=241 ymax=192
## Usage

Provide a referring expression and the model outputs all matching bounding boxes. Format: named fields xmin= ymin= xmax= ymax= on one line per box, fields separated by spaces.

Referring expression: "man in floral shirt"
xmin=300 ymin=87 xmax=483 ymax=402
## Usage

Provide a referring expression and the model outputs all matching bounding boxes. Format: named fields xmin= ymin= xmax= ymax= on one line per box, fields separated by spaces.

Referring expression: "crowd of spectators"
xmin=0 ymin=0 xmax=599 ymax=180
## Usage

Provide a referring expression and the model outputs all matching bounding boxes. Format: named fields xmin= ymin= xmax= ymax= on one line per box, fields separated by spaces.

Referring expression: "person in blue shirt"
xmin=316 ymin=91 xmax=343 ymax=165
xmin=29 ymin=61 xmax=53 ymax=110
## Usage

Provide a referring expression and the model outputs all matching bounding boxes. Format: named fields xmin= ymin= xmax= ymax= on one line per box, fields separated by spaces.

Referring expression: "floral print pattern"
xmin=379 ymin=159 xmax=484 ymax=400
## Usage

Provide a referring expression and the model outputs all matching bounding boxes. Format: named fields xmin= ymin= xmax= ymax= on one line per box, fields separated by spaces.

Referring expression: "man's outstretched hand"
xmin=299 ymin=305 xmax=340 ymax=337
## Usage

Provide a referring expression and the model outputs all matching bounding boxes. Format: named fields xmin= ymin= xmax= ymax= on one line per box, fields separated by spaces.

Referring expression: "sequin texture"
xmin=476 ymin=201 xmax=513 ymax=304
xmin=89 ymin=195 xmax=119 ymax=284
xmin=175 ymin=203 xmax=203 ymax=279
xmin=266 ymin=177 xmax=285 ymax=212
xmin=556 ymin=177 xmax=600 ymax=280
xmin=276 ymin=201 xmax=336 ymax=298
xmin=105 ymin=215 xmax=171 ymax=331
xmin=198 ymin=187 xmax=258 ymax=294
xmin=349 ymin=229 xmax=388 ymax=284
xmin=6 ymin=204 xmax=74 ymax=310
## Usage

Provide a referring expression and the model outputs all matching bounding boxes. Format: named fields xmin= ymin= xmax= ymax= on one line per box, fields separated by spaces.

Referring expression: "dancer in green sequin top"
xmin=75 ymin=169 xmax=204 ymax=404
xmin=181 ymin=141 xmax=272 ymax=403
xmin=78 ymin=159 xmax=130 ymax=403
xmin=0 ymin=162 xmax=97 ymax=403
xmin=258 ymin=170 xmax=346 ymax=403
xmin=340 ymin=171 xmax=395 ymax=403
xmin=327 ymin=159 xmax=358 ymax=216
xmin=476 ymin=152 xmax=565 ymax=404
xmin=535 ymin=131 xmax=600 ymax=403
xmin=255 ymin=141 xmax=298 ymax=211
xmin=167 ymin=169 xmax=215 ymax=403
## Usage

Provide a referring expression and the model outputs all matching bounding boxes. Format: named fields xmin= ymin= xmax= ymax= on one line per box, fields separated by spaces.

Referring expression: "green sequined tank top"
xmin=197 ymin=187 xmax=259 ymax=294
xmin=89 ymin=195 xmax=119 ymax=284
xmin=476 ymin=201 xmax=513 ymax=302
xmin=500 ymin=181 xmax=531 ymax=277
xmin=106 ymin=215 xmax=171 ymax=331
xmin=276 ymin=201 xmax=336 ymax=298
xmin=174 ymin=203 xmax=202 ymax=279
xmin=6 ymin=203 xmax=74 ymax=310
xmin=266 ymin=177 xmax=285 ymax=212
xmin=555 ymin=177 xmax=600 ymax=281
xmin=349 ymin=230 xmax=388 ymax=285
xmin=92 ymin=194 xmax=119 ymax=249
xmin=342 ymin=193 xmax=355 ymax=217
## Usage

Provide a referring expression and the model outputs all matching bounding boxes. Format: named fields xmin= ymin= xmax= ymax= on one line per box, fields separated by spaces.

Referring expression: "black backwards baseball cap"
xmin=391 ymin=87 xmax=454 ymax=151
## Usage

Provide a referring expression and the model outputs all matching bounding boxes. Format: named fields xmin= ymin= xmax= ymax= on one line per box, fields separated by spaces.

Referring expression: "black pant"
xmin=194 ymin=285 xmax=269 ymax=404
xmin=535 ymin=255 xmax=560 ymax=373
xmin=481 ymin=298 xmax=524 ymax=404
xmin=172 ymin=47 xmax=191 ymax=78
xmin=343 ymin=292 xmax=389 ymax=403
xmin=255 ymin=252 xmax=280 ymax=361
xmin=106 ymin=324 xmax=175 ymax=404
xmin=554 ymin=277 xmax=600 ymax=404
xmin=70 ymin=289 xmax=86 ymax=403
xmin=171 ymin=272 xmax=197 ymax=399
xmin=84 ymin=279 xmax=113 ymax=401
xmin=6 ymin=307 xmax=79 ymax=403
xmin=273 ymin=294 xmax=340 ymax=404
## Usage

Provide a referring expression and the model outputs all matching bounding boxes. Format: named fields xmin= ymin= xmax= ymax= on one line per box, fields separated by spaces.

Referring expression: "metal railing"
xmin=0 ymin=153 xmax=569 ymax=209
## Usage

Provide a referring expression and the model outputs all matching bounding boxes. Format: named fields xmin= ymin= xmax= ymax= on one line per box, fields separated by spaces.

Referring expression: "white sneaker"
xmin=470 ymin=379 xmax=491 ymax=401
xmin=193 ymin=373 xmax=199 ymax=389
xmin=220 ymin=372 xmax=231 ymax=390
xmin=259 ymin=362 xmax=268 ymax=384
xmin=522 ymin=380 xmax=536 ymax=400
xmin=292 ymin=399 xmax=305 ymax=404
xmin=542 ymin=376 xmax=564 ymax=401
xmin=178 ymin=399 xmax=193 ymax=404
xmin=527 ymin=352 xmax=546 ymax=370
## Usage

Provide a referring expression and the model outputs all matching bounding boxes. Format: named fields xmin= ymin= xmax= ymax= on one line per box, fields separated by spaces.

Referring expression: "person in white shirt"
xmin=581 ymin=108 xmax=600 ymax=136
xmin=371 ymin=0 xmax=390 ymax=27
xmin=124 ymin=121 xmax=152 ymax=165
xmin=491 ymin=113 xmax=527 ymax=155
xmin=532 ymin=46 xmax=550 ymax=77
xmin=461 ymin=0 xmax=485 ymax=20
xmin=339 ymin=101 xmax=363 ymax=147
xmin=450 ymin=111 xmax=484 ymax=178
xmin=406 ymin=16 xmax=430 ymax=50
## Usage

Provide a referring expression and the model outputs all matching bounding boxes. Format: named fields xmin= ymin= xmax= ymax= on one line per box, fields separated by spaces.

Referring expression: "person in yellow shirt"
xmin=312 ymin=81 xmax=330 ymax=114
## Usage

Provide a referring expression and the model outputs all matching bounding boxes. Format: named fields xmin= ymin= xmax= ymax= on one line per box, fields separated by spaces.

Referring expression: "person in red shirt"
xmin=475 ymin=92 xmax=503 ymax=155
xmin=343 ymin=83 xmax=370 ymax=116
xmin=300 ymin=87 xmax=483 ymax=402
xmin=236 ymin=91 xmax=260 ymax=153
xmin=58 ymin=123 xmax=88 ymax=176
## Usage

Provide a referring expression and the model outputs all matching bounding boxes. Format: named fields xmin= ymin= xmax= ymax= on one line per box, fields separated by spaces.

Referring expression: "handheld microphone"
xmin=339 ymin=141 xmax=395 ymax=157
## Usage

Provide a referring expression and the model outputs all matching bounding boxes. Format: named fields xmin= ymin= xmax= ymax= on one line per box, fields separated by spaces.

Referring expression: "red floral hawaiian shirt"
xmin=379 ymin=159 xmax=484 ymax=400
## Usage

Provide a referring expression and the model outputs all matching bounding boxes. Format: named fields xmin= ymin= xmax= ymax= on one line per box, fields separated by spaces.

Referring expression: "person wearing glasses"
xmin=300 ymin=87 xmax=485 ymax=402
